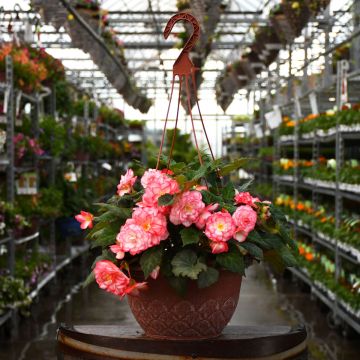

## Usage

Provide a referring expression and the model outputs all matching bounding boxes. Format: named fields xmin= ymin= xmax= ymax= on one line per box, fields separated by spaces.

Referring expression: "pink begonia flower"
xmin=150 ymin=266 xmax=160 ymax=280
xmin=75 ymin=211 xmax=94 ymax=229
xmin=116 ymin=219 xmax=152 ymax=255
xmin=169 ymin=191 xmax=205 ymax=227
xmin=141 ymin=169 xmax=162 ymax=189
xmin=110 ymin=244 xmax=125 ymax=260
xmin=195 ymin=203 xmax=219 ymax=229
xmin=234 ymin=192 xmax=254 ymax=207
xmin=94 ymin=260 xmax=146 ymax=297
xmin=232 ymin=205 xmax=257 ymax=242
xmin=141 ymin=174 xmax=179 ymax=208
xmin=210 ymin=241 xmax=228 ymax=254
xmin=123 ymin=280 xmax=148 ymax=296
xmin=204 ymin=212 xmax=236 ymax=243
xmin=132 ymin=206 xmax=168 ymax=245
xmin=117 ymin=169 xmax=137 ymax=197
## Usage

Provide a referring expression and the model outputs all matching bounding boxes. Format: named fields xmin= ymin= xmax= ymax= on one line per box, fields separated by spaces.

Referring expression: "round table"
xmin=57 ymin=324 xmax=308 ymax=360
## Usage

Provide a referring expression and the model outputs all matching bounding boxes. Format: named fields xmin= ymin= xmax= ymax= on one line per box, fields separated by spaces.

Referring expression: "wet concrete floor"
xmin=0 ymin=255 xmax=359 ymax=360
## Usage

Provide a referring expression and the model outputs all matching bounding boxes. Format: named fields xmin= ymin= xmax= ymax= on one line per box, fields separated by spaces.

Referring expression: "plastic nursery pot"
xmin=127 ymin=270 xmax=242 ymax=340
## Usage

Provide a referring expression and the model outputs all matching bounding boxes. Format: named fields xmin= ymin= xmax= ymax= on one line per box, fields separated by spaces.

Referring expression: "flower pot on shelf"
xmin=127 ymin=271 xmax=242 ymax=340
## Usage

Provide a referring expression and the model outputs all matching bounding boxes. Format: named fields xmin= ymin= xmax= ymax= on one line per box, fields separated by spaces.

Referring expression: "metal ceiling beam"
xmin=38 ymin=41 xmax=251 ymax=49
xmin=107 ymin=18 xmax=267 ymax=24
xmin=33 ymin=30 xmax=246 ymax=36
xmin=105 ymin=11 xmax=263 ymax=15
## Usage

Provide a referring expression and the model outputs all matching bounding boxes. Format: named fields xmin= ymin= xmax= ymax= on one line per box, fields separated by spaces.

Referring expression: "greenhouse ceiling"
xmin=0 ymin=0 xmax=354 ymax=118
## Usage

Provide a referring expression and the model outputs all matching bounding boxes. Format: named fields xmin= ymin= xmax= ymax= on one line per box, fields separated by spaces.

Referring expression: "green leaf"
xmin=222 ymin=181 xmax=235 ymax=202
xmin=264 ymin=250 xmax=285 ymax=273
xmin=82 ymin=271 xmax=95 ymax=288
xmin=94 ymin=205 xmax=131 ymax=223
xmin=140 ymin=245 xmax=164 ymax=279
xmin=239 ymin=242 xmax=263 ymax=259
xmin=180 ymin=227 xmax=201 ymax=246
xmin=278 ymin=245 xmax=298 ymax=267
xmin=269 ymin=204 xmax=297 ymax=251
xmin=247 ymin=231 xmax=283 ymax=250
xmin=171 ymin=162 xmax=186 ymax=173
xmin=278 ymin=224 xmax=297 ymax=250
xmin=218 ymin=158 xmax=248 ymax=176
xmin=89 ymin=222 xmax=120 ymax=249
xmin=158 ymin=194 xmax=174 ymax=206
xmin=216 ymin=244 xmax=245 ymax=274
xmin=87 ymin=221 xmax=108 ymax=239
xmin=171 ymin=249 xmax=207 ymax=280
xmin=200 ymin=190 xmax=222 ymax=205
xmin=91 ymin=249 xmax=115 ymax=270
xmin=189 ymin=163 xmax=210 ymax=181
xmin=269 ymin=204 xmax=287 ymax=223
xmin=238 ymin=178 xmax=254 ymax=193
xmin=198 ymin=267 xmax=219 ymax=288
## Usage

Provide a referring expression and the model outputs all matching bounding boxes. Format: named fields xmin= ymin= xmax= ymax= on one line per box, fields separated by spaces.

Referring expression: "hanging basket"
xmin=271 ymin=14 xmax=297 ymax=44
xmin=281 ymin=1 xmax=311 ymax=37
xmin=78 ymin=12 xmax=297 ymax=344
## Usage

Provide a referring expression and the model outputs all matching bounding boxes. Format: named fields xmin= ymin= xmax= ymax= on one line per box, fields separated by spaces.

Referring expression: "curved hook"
xmin=163 ymin=12 xmax=200 ymax=57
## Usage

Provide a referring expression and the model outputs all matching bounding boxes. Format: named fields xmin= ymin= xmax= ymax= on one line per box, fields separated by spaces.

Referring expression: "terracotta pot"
xmin=127 ymin=271 xmax=242 ymax=340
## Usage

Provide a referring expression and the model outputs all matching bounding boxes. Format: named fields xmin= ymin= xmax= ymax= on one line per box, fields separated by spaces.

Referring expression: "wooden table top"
xmin=57 ymin=324 xmax=307 ymax=359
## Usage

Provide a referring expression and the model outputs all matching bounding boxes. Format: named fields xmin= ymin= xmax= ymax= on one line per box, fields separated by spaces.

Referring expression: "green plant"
xmin=297 ymin=248 xmax=360 ymax=311
xmin=37 ymin=187 xmax=64 ymax=218
xmin=39 ymin=116 xmax=66 ymax=157
xmin=13 ymin=249 xmax=51 ymax=285
xmin=0 ymin=201 xmax=30 ymax=236
xmin=73 ymin=99 xmax=96 ymax=118
xmin=80 ymin=155 xmax=297 ymax=297
xmin=0 ymin=276 xmax=32 ymax=316
xmin=99 ymin=106 xmax=124 ymax=127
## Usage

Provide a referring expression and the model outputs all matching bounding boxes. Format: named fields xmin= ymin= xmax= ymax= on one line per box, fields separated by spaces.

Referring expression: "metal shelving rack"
xmin=270 ymin=24 xmax=360 ymax=335
xmin=0 ymin=66 xmax=124 ymax=333
xmin=226 ymin=1 xmax=360 ymax=335
xmin=0 ymin=56 xmax=15 ymax=328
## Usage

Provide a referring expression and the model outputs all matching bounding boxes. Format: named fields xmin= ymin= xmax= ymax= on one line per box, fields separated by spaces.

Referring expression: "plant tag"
xmin=265 ymin=105 xmax=282 ymax=129
xmin=254 ymin=124 xmax=262 ymax=138
xmin=16 ymin=91 xmax=22 ymax=116
xmin=16 ymin=172 xmax=38 ymax=195
xmin=309 ymin=92 xmax=319 ymax=115
xmin=3 ymin=87 xmax=10 ymax=114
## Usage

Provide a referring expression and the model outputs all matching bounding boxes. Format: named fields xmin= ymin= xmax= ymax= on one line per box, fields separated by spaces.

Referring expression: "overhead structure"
xmin=31 ymin=0 xmax=152 ymax=113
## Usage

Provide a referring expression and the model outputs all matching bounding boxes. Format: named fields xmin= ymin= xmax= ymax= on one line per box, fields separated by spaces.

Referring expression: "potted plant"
xmin=0 ymin=201 xmax=33 ymax=239
xmin=0 ymin=276 xmax=32 ymax=316
xmin=39 ymin=116 xmax=66 ymax=157
xmin=13 ymin=133 xmax=44 ymax=166
xmin=77 ymin=155 xmax=298 ymax=340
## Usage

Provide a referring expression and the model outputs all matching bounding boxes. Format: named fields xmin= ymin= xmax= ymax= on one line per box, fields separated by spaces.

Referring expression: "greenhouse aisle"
xmin=1 ymin=257 xmax=359 ymax=360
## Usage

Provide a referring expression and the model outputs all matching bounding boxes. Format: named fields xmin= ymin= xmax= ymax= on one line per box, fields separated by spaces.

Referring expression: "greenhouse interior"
xmin=0 ymin=0 xmax=360 ymax=359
